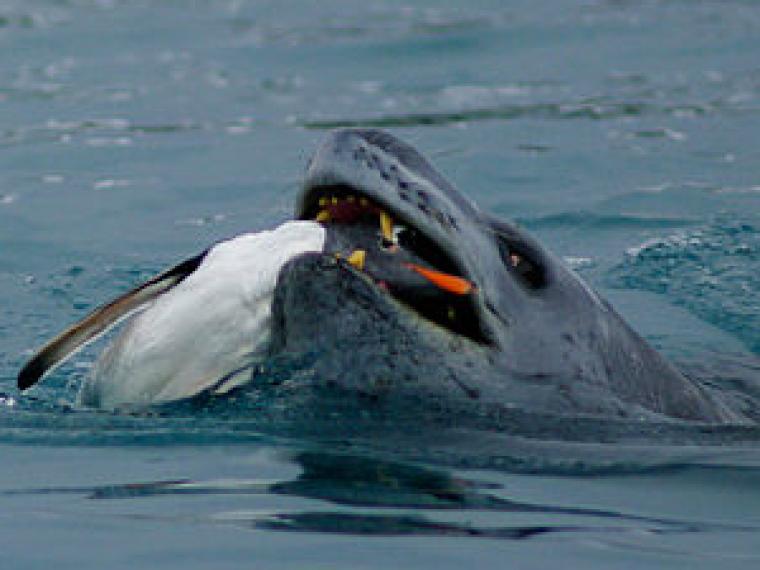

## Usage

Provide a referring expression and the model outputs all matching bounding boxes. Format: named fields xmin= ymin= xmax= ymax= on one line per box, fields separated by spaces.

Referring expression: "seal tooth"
xmin=347 ymin=249 xmax=366 ymax=271
xmin=347 ymin=195 xmax=356 ymax=203
xmin=380 ymin=211 xmax=394 ymax=242
xmin=316 ymin=210 xmax=331 ymax=222
xmin=318 ymin=197 xmax=328 ymax=207
xmin=331 ymin=196 xmax=339 ymax=205
xmin=360 ymin=197 xmax=368 ymax=207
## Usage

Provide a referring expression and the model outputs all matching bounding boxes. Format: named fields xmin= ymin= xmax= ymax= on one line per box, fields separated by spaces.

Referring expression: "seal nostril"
xmin=354 ymin=146 xmax=368 ymax=163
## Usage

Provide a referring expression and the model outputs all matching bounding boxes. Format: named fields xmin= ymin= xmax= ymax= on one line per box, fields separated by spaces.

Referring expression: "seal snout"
xmin=298 ymin=186 xmax=487 ymax=343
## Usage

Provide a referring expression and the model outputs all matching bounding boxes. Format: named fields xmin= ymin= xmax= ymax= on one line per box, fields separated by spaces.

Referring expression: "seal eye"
xmin=495 ymin=236 xmax=547 ymax=290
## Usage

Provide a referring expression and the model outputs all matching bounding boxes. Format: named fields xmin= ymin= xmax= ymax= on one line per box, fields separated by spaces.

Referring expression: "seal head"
xmin=274 ymin=128 xmax=741 ymax=423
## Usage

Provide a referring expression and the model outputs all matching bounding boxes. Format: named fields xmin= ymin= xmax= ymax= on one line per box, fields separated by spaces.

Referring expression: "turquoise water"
xmin=2 ymin=0 xmax=759 ymax=567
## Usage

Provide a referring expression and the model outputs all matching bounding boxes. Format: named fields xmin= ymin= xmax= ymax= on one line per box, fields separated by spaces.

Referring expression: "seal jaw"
xmin=295 ymin=128 xmax=507 ymax=346
xmin=296 ymin=185 xmax=491 ymax=344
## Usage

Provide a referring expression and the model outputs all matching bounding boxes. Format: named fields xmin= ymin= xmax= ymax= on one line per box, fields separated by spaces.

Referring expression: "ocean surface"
xmin=1 ymin=0 xmax=759 ymax=567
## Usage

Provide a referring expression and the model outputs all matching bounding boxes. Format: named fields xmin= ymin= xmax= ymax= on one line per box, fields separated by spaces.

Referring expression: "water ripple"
xmin=519 ymin=211 xmax=699 ymax=230
xmin=4 ymin=450 xmax=757 ymax=540
xmin=299 ymin=98 xmax=751 ymax=129
xmin=610 ymin=216 xmax=760 ymax=355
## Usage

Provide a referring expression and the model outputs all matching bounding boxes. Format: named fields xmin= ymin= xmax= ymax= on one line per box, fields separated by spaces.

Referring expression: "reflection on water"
xmin=7 ymin=451 xmax=754 ymax=540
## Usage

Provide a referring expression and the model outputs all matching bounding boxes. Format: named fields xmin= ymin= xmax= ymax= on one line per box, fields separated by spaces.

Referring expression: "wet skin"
xmin=271 ymin=128 xmax=744 ymax=423
xmin=16 ymin=128 xmax=747 ymax=423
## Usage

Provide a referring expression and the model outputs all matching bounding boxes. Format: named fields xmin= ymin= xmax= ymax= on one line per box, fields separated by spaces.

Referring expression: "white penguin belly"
xmin=78 ymin=221 xmax=325 ymax=408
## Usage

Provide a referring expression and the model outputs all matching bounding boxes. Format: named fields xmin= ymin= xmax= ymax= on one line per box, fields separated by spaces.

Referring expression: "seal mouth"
xmin=297 ymin=184 xmax=490 ymax=344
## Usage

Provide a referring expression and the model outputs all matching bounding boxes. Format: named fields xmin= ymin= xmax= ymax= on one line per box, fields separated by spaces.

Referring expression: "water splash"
xmin=609 ymin=216 xmax=760 ymax=355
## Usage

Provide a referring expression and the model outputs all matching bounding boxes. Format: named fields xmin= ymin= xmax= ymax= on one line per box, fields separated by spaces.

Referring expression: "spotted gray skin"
xmin=270 ymin=128 xmax=743 ymax=423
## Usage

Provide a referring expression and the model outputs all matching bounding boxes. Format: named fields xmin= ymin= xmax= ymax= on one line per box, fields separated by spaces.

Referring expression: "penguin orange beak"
xmin=402 ymin=263 xmax=474 ymax=296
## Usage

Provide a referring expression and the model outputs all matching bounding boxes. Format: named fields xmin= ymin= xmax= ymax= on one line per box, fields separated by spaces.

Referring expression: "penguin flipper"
xmin=17 ymin=251 xmax=208 ymax=391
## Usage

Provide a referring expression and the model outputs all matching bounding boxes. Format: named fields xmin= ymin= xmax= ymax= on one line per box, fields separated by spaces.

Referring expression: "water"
xmin=1 ymin=0 xmax=759 ymax=567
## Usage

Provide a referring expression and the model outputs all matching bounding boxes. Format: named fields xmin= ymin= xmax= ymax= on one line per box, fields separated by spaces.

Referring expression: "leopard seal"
xmin=17 ymin=128 xmax=744 ymax=423
xmin=272 ymin=128 xmax=742 ymax=423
